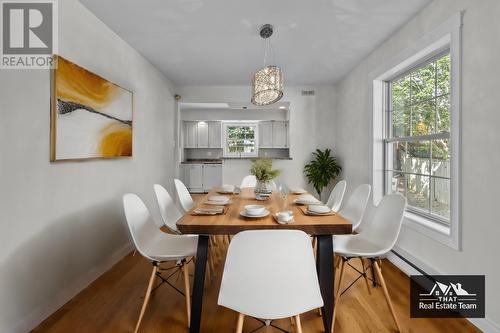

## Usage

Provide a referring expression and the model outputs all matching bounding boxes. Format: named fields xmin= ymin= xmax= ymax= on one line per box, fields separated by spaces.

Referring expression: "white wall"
xmin=333 ymin=0 xmax=500 ymax=330
xmin=0 ymin=1 xmax=176 ymax=332
xmin=176 ymin=86 xmax=337 ymax=196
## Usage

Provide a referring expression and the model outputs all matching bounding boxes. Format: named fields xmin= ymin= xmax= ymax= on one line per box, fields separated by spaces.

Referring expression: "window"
xmin=372 ymin=13 xmax=461 ymax=249
xmin=385 ymin=52 xmax=451 ymax=225
xmin=223 ymin=123 xmax=258 ymax=157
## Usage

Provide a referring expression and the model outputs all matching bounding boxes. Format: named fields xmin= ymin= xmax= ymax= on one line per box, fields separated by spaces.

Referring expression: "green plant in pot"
xmin=250 ymin=158 xmax=281 ymax=199
xmin=304 ymin=149 xmax=341 ymax=200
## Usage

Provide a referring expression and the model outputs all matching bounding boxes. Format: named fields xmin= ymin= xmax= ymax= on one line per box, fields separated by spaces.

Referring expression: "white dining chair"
xmin=240 ymin=175 xmax=257 ymax=188
xmin=174 ymin=178 xmax=195 ymax=212
xmin=326 ymin=180 xmax=347 ymax=212
xmin=172 ymin=180 xmax=219 ymax=281
xmin=122 ymin=193 xmax=198 ymax=332
xmin=333 ymin=194 xmax=406 ymax=332
xmin=218 ymin=230 xmax=323 ymax=333
xmin=338 ymin=184 xmax=371 ymax=232
xmin=153 ymin=184 xmax=183 ymax=233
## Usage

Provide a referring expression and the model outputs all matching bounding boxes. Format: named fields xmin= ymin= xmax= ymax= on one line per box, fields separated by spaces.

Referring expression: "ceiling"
xmin=79 ymin=0 xmax=431 ymax=86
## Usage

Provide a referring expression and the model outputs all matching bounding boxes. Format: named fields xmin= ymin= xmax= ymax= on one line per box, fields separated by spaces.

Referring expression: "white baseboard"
xmin=12 ymin=242 xmax=134 ymax=333
xmin=387 ymin=247 xmax=500 ymax=333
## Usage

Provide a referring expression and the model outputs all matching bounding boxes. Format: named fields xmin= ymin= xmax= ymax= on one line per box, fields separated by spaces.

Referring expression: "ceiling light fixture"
xmin=251 ymin=24 xmax=283 ymax=106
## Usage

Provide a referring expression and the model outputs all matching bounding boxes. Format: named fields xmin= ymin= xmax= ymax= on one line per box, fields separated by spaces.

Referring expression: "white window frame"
xmin=370 ymin=13 xmax=462 ymax=249
xmin=222 ymin=122 xmax=259 ymax=158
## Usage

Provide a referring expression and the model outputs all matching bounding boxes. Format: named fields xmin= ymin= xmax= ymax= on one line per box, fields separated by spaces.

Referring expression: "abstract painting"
xmin=50 ymin=56 xmax=133 ymax=161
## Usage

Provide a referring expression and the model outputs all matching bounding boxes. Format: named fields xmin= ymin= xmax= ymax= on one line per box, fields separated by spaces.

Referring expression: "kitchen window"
xmin=385 ymin=52 xmax=451 ymax=224
xmin=222 ymin=123 xmax=259 ymax=157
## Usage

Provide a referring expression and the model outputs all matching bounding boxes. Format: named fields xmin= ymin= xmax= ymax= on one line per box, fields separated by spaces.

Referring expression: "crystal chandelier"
xmin=251 ymin=24 xmax=283 ymax=106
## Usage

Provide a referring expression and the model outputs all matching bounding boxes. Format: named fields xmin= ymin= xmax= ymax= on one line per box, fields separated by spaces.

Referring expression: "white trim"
xmin=386 ymin=248 xmax=500 ymax=333
xmin=11 ymin=242 xmax=134 ymax=333
xmin=222 ymin=122 xmax=259 ymax=157
xmin=370 ymin=12 xmax=462 ymax=250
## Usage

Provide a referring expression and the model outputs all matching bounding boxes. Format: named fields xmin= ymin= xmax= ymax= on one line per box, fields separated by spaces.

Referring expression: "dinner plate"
xmin=205 ymin=200 xmax=232 ymax=205
xmin=293 ymin=198 xmax=322 ymax=205
xmin=217 ymin=190 xmax=234 ymax=194
xmin=240 ymin=209 xmax=270 ymax=218
xmin=290 ymin=188 xmax=307 ymax=194
xmin=307 ymin=205 xmax=332 ymax=214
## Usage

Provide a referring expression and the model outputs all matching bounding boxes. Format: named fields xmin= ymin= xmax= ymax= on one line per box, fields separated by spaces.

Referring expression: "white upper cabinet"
xmin=272 ymin=121 xmax=288 ymax=148
xmin=259 ymin=121 xmax=288 ymax=148
xmin=259 ymin=122 xmax=273 ymax=148
xmin=208 ymin=122 xmax=222 ymax=148
xmin=184 ymin=121 xmax=198 ymax=148
xmin=197 ymin=122 xmax=209 ymax=148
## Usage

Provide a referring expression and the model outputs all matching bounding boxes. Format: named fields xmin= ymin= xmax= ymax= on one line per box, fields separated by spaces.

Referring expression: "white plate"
xmin=217 ymin=190 xmax=234 ymax=194
xmin=205 ymin=200 xmax=232 ymax=206
xmin=240 ymin=209 xmax=270 ymax=218
xmin=290 ymin=188 xmax=307 ymax=194
xmin=308 ymin=205 xmax=332 ymax=214
xmin=293 ymin=199 xmax=322 ymax=205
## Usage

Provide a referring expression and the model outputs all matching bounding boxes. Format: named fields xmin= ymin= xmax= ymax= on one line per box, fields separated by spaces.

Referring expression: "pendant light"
xmin=251 ymin=24 xmax=284 ymax=106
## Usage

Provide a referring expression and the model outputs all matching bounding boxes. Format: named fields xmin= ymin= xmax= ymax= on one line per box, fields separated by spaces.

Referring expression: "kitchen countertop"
xmin=180 ymin=159 xmax=223 ymax=164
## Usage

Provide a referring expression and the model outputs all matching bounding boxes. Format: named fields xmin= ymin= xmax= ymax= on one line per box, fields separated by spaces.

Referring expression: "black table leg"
xmin=317 ymin=235 xmax=334 ymax=333
xmin=190 ymin=235 xmax=209 ymax=333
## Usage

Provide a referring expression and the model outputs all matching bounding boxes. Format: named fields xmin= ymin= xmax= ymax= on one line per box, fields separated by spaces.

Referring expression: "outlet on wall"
xmin=207 ymin=151 xmax=212 ymax=156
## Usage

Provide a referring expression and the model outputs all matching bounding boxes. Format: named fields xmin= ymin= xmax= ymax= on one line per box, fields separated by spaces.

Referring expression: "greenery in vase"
xmin=250 ymin=158 xmax=281 ymax=183
xmin=304 ymin=149 xmax=341 ymax=198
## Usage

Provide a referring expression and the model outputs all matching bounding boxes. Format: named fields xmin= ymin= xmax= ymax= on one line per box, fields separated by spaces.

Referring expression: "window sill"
xmin=402 ymin=211 xmax=459 ymax=250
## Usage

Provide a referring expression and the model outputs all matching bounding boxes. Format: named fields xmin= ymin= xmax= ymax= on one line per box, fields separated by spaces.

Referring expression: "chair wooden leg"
xmin=360 ymin=257 xmax=371 ymax=295
xmin=235 ymin=313 xmax=245 ymax=333
xmin=134 ymin=264 xmax=158 ymax=333
xmin=373 ymin=260 xmax=402 ymax=333
xmin=332 ymin=258 xmax=346 ymax=331
xmin=182 ymin=261 xmax=191 ymax=327
xmin=295 ymin=315 xmax=303 ymax=333
xmin=312 ymin=236 xmax=317 ymax=258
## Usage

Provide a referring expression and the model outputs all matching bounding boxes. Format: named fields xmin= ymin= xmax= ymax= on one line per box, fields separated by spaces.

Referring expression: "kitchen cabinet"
xmin=272 ymin=121 xmax=288 ymax=148
xmin=183 ymin=164 xmax=203 ymax=193
xmin=208 ymin=122 xmax=222 ymax=148
xmin=197 ymin=122 xmax=209 ymax=148
xmin=182 ymin=163 xmax=222 ymax=193
xmin=259 ymin=121 xmax=288 ymax=148
xmin=183 ymin=121 xmax=221 ymax=148
xmin=259 ymin=122 xmax=273 ymax=148
xmin=184 ymin=122 xmax=198 ymax=148
xmin=202 ymin=164 xmax=222 ymax=192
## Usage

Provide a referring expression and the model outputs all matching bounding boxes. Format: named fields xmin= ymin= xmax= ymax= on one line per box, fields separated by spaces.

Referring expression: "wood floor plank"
xmin=32 ymin=248 xmax=482 ymax=333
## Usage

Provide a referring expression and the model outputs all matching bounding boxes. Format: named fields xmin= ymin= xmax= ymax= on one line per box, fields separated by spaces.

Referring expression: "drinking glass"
xmin=278 ymin=183 xmax=289 ymax=212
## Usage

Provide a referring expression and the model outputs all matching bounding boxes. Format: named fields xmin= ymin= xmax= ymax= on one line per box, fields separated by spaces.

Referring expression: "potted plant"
xmin=250 ymin=158 xmax=281 ymax=198
xmin=304 ymin=148 xmax=341 ymax=200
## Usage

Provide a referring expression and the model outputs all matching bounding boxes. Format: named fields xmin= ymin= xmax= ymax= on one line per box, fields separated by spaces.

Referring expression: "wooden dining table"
xmin=176 ymin=187 xmax=352 ymax=333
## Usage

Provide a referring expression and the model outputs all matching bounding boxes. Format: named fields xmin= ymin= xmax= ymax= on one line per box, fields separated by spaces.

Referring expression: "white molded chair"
xmin=218 ymin=230 xmax=323 ymax=333
xmin=174 ymin=179 xmax=195 ymax=212
xmin=338 ymin=184 xmax=371 ymax=231
xmin=333 ymin=194 xmax=406 ymax=332
xmin=123 ymin=193 xmax=198 ymax=332
xmin=153 ymin=184 xmax=183 ymax=233
xmin=240 ymin=175 xmax=257 ymax=188
xmin=326 ymin=180 xmax=347 ymax=212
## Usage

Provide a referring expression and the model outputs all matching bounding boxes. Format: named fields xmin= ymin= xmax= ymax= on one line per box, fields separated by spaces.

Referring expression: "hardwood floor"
xmin=33 ymin=246 xmax=480 ymax=333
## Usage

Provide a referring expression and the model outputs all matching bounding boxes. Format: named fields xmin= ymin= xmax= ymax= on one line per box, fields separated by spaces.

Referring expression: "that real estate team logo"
xmin=410 ymin=275 xmax=485 ymax=318
xmin=1 ymin=0 xmax=58 ymax=69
